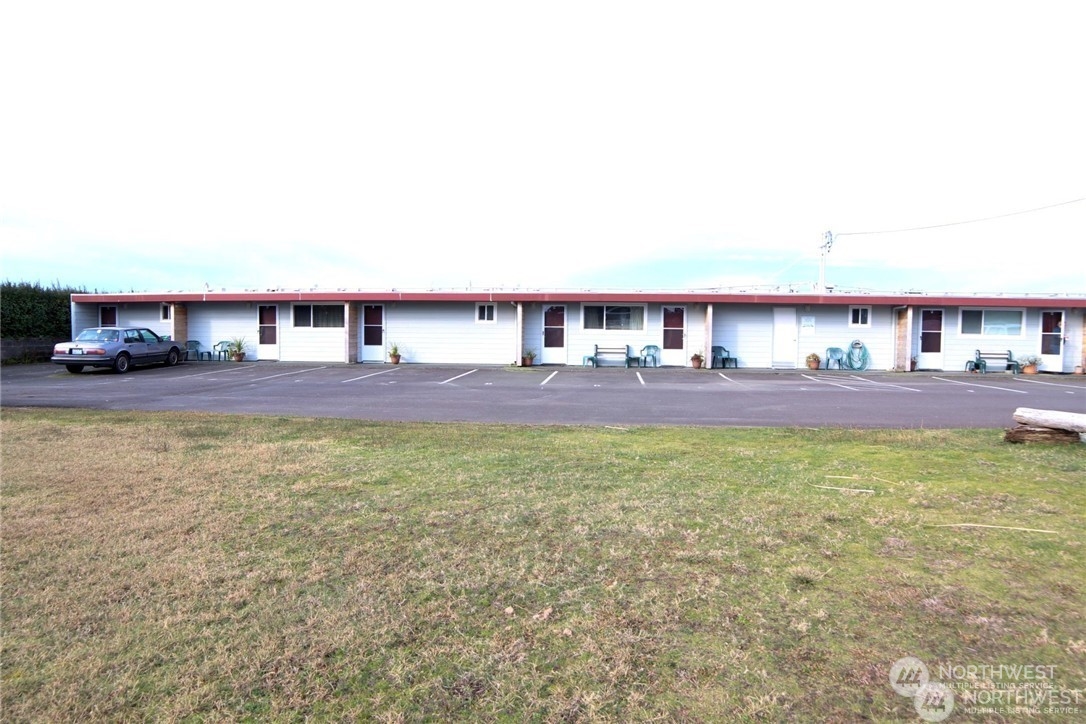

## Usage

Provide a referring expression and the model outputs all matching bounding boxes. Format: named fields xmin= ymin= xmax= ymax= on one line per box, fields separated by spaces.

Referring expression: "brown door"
xmin=662 ymin=306 xmax=686 ymax=365
xmin=362 ymin=305 xmax=384 ymax=362
xmin=917 ymin=309 xmax=943 ymax=370
xmin=257 ymin=305 xmax=278 ymax=360
xmin=541 ymin=305 xmax=565 ymax=364
xmin=1040 ymin=311 xmax=1064 ymax=371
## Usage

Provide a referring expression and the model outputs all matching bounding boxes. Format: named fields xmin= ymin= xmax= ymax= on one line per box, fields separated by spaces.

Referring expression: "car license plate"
xmin=71 ymin=349 xmax=83 ymax=355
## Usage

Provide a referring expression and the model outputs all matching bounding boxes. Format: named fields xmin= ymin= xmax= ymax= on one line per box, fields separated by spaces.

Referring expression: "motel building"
xmin=67 ymin=287 xmax=1086 ymax=373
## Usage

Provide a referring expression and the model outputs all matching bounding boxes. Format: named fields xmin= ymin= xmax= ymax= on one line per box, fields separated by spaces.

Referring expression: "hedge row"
xmin=1 ymin=282 xmax=85 ymax=339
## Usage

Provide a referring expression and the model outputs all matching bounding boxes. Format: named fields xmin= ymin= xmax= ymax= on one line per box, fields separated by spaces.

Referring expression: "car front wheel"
xmin=65 ymin=364 xmax=85 ymax=374
xmin=113 ymin=353 xmax=131 ymax=373
xmin=165 ymin=348 xmax=180 ymax=367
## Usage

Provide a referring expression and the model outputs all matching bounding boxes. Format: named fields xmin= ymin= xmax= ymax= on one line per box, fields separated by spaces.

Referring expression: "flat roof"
xmin=71 ymin=288 xmax=1086 ymax=308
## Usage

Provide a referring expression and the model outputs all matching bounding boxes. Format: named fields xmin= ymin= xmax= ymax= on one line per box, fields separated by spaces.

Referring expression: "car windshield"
xmin=75 ymin=328 xmax=120 ymax=343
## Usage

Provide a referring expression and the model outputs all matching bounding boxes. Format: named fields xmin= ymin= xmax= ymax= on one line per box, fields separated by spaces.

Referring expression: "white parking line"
xmin=848 ymin=375 xmax=921 ymax=392
xmin=932 ymin=376 xmax=1029 ymax=394
xmin=440 ymin=369 xmax=477 ymax=384
xmin=540 ymin=371 xmax=559 ymax=386
xmin=802 ymin=373 xmax=861 ymax=391
xmin=179 ymin=365 xmax=254 ymax=378
xmin=1015 ymin=377 xmax=1082 ymax=391
xmin=718 ymin=373 xmax=740 ymax=384
xmin=250 ymin=366 xmax=327 ymax=382
xmin=636 ymin=371 xmax=646 ymax=385
xmin=342 ymin=367 xmax=401 ymax=383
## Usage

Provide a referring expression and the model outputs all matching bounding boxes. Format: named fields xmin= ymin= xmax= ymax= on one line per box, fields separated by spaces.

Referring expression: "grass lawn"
xmin=2 ymin=408 xmax=1084 ymax=721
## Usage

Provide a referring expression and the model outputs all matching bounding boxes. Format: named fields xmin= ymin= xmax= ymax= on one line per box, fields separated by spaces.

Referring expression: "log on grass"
xmin=1013 ymin=408 xmax=1086 ymax=433
xmin=1004 ymin=425 xmax=1082 ymax=444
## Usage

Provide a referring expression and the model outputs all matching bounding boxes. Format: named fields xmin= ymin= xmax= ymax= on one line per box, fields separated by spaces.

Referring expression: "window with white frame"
xmin=960 ymin=309 xmax=1023 ymax=336
xmin=849 ymin=306 xmax=871 ymax=327
xmin=583 ymin=305 xmax=646 ymax=331
xmin=476 ymin=303 xmax=496 ymax=323
xmin=293 ymin=304 xmax=345 ymax=328
xmin=161 ymin=304 xmax=172 ymax=321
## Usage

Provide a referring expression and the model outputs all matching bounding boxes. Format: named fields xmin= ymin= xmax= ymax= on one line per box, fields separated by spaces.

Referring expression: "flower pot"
xmin=389 ymin=354 xmax=401 ymax=364
xmin=807 ymin=360 xmax=820 ymax=370
xmin=690 ymin=357 xmax=703 ymax=369
xmin=1021 ymin=364 xmax=1038 ymax=375
xmin=522 ymin=357 xmax=533 ymax=367
xmin=233 ymin=353 xmax=245 ymax=362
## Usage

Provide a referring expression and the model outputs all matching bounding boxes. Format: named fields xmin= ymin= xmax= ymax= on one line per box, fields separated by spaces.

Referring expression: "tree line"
xmin=1 ymin=281 xmax=86 ymax=339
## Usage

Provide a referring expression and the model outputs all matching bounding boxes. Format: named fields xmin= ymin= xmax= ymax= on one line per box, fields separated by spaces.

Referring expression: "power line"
xmin=834 ymin=196 xmax=1086 ymax=238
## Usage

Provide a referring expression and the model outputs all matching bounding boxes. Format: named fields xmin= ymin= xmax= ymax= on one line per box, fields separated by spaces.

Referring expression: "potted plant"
xmin=806 ymin=352 xmax=821 ymax=370
xmin=228 ymin=336 xmax=247 ymax=362
xmin=1019 ymin=354 xmax=1041 ymax=374
xmin=388 ymin=343 xmax=401 ymax=364
xmin=690 ymin=351 xmax=704 ymax=369
xmin=522 ymin=349 xmax=537 ymax=367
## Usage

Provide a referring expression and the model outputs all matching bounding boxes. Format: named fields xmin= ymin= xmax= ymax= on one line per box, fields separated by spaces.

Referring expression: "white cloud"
xmin=2 ymin=1 xmax=1083 ymax=294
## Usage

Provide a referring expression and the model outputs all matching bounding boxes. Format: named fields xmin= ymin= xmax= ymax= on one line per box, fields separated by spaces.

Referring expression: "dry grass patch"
xmin=3 ymin=409 xmax=1084 ymax=721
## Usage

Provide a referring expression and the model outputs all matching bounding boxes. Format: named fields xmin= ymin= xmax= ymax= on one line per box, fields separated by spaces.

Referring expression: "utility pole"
xmin=818 ymin=230 xmax=834 ymax=293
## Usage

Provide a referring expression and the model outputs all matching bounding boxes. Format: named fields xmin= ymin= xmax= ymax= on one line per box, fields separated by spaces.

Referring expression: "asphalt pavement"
xmin=3 ymin=361 xmax=1084 ymax=428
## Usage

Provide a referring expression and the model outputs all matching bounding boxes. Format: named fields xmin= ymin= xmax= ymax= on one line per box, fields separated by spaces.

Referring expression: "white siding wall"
xmin=280 ymin=303 xmax=348 ymax=363
xmin=712 ymin=305 xmax=774 ymax=368
xmin=522 ymin=303 xmax=544 ymax=359
xmin=713 ymin=304 xmax=895 ymax=369
xmin=186 ymin=304 xmax=259 ymax=359
xmin=113 ymin=303 xmax=172 ymax=338
xmin=687 ymin=305 xmax=708 ymax=362
xmin=797 ymin=305 xmax=894 ymax=370
xmin=1065 ymin=308 xmax=1084 ymax=373
xmin=937 ymin=307 xmax=1050 ymax=372
xmin=71 ymin=303 xmax=99 ymax=337
xmin=386 ymin=302 xmax=518 ymax=364
xmin=566 ymin=303 xmax=659 ymax=365
xmin=70 ymin=298 xmax=1081 ymax=370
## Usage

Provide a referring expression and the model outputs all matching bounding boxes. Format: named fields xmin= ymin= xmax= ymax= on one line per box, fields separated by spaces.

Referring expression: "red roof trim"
xmin=69 ymin=290 xmax=1086 ymax=308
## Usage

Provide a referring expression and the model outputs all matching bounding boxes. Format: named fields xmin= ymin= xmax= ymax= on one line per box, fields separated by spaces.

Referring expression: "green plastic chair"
xmin=711 ymin=346 xmax=737 ymax=368
xmin=640 ymin=345 xmax=661 ymax=367
xmin=825 ymin=347 xmax=846 ymax=370
xmin=213 ymin=340 xmax=231 ymax=361
xmin=185 ymin=340 xmax=211 ymax=361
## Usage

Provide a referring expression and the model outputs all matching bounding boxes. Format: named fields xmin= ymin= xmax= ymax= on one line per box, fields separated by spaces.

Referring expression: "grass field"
xmin=3 ymin=408 xmax=1084 ymax=721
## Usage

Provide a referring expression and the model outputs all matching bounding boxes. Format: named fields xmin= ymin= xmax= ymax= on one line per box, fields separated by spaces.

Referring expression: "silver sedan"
xmin=52 ymin=327 xmax=184 ymax=373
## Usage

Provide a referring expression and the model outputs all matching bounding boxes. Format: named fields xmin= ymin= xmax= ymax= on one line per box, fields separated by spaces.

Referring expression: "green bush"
xmin=1 ymin=281 xmax=85 ymax=339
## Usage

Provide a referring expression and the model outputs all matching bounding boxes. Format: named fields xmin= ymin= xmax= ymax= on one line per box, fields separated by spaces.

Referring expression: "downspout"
xmin=705 ymin=303 xmax=714 ymax=366
xmin=515 ymin=302 xmax=524 ymax=365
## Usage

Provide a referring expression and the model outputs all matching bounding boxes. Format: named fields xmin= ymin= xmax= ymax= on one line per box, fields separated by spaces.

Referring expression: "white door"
xmin=1040 ymin=311 xmax=1065 ymax=372
xmin=772 ymin=307 xmax=797 ymax=368
xmin=361 ymin=304 xmax=385 ymax=362
xmin=917 ymin=309 xmax=944 ymax=370
xmin=661 ymin=306 xmax=686 ymax=366
xmin=257 ymin=305 xmax=279 ymax=361
xmin=541 ymin=305 xmax=566 ymax=364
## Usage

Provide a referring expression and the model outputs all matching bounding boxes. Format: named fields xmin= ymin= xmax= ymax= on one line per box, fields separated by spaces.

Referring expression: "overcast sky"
xmin=2 ymin=1 xmax=1083 ymax=295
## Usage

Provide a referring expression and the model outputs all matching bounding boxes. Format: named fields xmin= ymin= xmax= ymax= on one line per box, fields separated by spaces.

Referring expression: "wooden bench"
xmin=585 ymin=344 xmax=639 ymax=368
xmin=966 ymin=349 xmax=1020 ymax=374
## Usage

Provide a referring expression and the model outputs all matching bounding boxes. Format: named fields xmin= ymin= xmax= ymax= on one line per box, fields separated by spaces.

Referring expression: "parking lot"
xmin=3 ymin=361 xmax=1084 ymax=428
